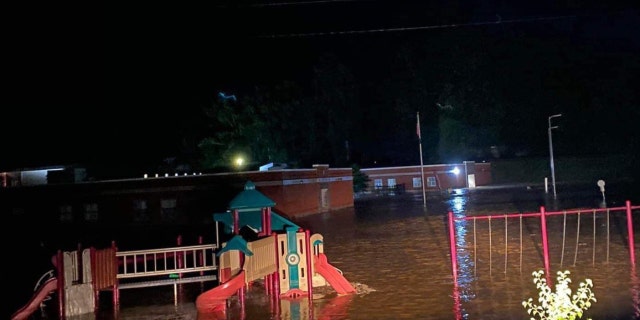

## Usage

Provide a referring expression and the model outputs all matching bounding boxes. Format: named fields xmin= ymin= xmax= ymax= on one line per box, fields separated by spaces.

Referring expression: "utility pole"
xmin=417 ymin=112 xmax=426 ymax=208
xmin=548 ymin=114 xmax=562 ymax=198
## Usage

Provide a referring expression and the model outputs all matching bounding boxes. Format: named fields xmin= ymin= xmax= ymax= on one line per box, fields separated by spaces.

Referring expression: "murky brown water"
xmin=90 ymin=186 xmax=640 ymax=320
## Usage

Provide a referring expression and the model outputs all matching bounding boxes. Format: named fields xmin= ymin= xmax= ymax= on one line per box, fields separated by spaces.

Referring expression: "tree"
xmin=197 ymin=85 xmax=304 ymax=170
xmin=351 ymin=164 xmax=370 ymax=193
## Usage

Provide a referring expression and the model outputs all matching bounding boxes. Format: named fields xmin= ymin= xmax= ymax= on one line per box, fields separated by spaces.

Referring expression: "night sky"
xmin=4 ymin=1 xmax=639 ymax=174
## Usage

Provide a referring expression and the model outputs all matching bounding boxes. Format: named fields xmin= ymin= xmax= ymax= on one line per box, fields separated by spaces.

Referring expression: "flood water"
xmin=18 ymin=182 xmax=640 ymax=319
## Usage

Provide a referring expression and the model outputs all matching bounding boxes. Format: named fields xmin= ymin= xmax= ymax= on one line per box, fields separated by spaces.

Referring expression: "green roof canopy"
xmin=228 ymin=181 xmax=276 ymax=210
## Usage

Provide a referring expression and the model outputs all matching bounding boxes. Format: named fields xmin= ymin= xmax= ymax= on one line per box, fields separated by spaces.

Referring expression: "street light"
xmin=234 ymin=156 xmax=245 ymax=170
xmin=548 ymin=113 xmax=562 ymax=198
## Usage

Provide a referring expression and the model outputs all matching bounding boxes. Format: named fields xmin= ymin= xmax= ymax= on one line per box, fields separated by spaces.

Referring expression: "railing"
xmin=447 ymin=201 xmax=638 ymax=285
xmin=115 ymin=244 xmax=218 ymax=289
xmin=356 ymin=184 xmax=406 ymax=198
xmin=244 ymin=235 xmax=277 ymax=283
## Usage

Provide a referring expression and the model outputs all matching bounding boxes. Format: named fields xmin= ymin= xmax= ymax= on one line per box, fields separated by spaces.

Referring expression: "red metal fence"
xmin=448 ymin=200 xmax=638 ymax=284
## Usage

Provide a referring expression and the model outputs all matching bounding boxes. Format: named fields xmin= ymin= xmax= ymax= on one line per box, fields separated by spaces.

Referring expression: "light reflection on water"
xmin=96 ymin=186 xmax=638 ymax=319
xmin=449 ymin=190 xmax=476 ymax=320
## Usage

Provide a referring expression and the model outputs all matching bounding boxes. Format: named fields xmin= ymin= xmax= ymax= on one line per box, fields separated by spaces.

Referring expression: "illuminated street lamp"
xmin=234 ymin=157 xmax=245 ymax=169
xmin=548 ymin=114 xmax=562 ymax=198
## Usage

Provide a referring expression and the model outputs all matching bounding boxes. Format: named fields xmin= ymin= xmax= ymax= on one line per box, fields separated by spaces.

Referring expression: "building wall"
xmin=361 ymin=162 xmax=492 ymax=191
xmin=2 ymin=165 xmax=354 ymax=234
xmin=3 ymin=162 xmax=489 ymax=238
xmin=242 ymin=165 xmax=353 ymax=217
xmin=323 ymin=167 xmax=354 ymax=211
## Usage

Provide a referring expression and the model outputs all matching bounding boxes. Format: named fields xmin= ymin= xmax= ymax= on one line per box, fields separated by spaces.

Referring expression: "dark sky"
xmin=4 ymin=1 xmax=639 ymax=172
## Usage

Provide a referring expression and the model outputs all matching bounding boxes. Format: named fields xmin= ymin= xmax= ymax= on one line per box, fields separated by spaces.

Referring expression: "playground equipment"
xmin=448 ymin=200 xmax=637 ymax=282
xmin=11 ymin=237 xmax=220 ymax=320
xmin=11 ymin=273 xmax=58 ymax=320
xmin=195 ymin=180 xmax=356 ymax=317
xmin=447 ymin=200 xmax=639 ymax=319
xmin=12 ymin=248 xmax=96 ymax=320
xmin=12 ymin=181 xmax=356 ymax=319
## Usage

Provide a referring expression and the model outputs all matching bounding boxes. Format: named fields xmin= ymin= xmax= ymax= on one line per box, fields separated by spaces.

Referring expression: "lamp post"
xmin=548 ymin=114 xmax=562 ymax=198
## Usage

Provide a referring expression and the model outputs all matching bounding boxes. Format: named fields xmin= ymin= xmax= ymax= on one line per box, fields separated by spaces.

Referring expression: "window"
xmin=387 ymin=178 xmax=396 ymax=188
xmin=84 ymin=203 xmax=98 ymax=222
xmin=59 ymin=205 xmax=73 ymax=222
xmin=374 ymin=179 xmax=383 ymax=189
xmin=427 ymin=176 xmax=437 ymax=187
xmin=412 ymin=177 xmax=422 ymax=188
xmin=11 ymin=207 xmax=25 ymax=217
xmin=133 ymin=200 xmax=150 ymax=222
xmin=161 ymin=198 xmax=177 ymax=222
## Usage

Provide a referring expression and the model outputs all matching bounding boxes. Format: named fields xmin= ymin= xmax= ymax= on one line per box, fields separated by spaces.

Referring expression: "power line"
xmin=216 ymin=0 xmax=370 ymax=8
xmin=249 ymin=0 xmax=368 ymax=7
xmin=259 ymin=14 xmax=578 ymax=38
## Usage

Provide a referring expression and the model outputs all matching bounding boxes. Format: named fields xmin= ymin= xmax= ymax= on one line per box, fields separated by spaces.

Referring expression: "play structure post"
xmin=261 ymin=208 xmax=267 ymax=236
xmin=539 ymin=206 xmax=552 ymax=284
xmin=447 ymin=211 xmax=458 ymax=284
xmin=305 ymin=229 xmax=313 ymax=299
xmin=111 ymin=241 xmax=119 ymax=309
xmin=215 ymin=221 xmax=220 ymax=248
xmin=626 ymin=201 xmax=636 ymax=267
xmin=233 ymin=209 xmax=240 ymax=235
xmin=77 ymin=243 xmax=83 ymax=280
xmin=198 ymin=236 xmax=204 ymax=276
xmin=271 ymin=232 xmax=280 ymax=297
xmin=177 ymin=235 xmax=183 ymax=278
xmin=266 ymin=207 xmax=272 ymax=235
xmin=56 ymin=250 xmax=64 ymax=320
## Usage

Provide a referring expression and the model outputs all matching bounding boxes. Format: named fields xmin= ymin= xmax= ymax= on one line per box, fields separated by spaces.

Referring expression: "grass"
xmin=490 ymin=154 xmax=636 ymax=185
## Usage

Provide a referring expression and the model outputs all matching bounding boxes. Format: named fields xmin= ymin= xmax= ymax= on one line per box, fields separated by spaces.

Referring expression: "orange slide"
xmin=314 ymin=254 xmax=356 ymax=294
xmin=196 ymin=270 xmax=246 ymax=319
xmin=11 ymin=277 xmax=58 ymax=320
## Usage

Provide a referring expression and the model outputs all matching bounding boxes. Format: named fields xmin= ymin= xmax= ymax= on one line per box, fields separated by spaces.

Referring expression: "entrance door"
xmin=320 ymin=188 xmax=329 ymax=212
xmin=467 ymin=174 xmax=476 ymax=188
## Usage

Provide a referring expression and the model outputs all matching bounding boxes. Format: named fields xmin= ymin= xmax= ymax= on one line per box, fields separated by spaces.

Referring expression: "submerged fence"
xmin=448 ymin=200 xmax=638 ymax=284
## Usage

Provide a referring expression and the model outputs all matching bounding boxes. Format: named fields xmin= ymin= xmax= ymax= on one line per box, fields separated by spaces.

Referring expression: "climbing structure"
xmin=196 ymin=181 xmax=356 ymax=317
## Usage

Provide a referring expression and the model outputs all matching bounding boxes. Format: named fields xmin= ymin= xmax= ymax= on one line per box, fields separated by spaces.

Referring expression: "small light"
xmin=450 ymin=167 xmax=460 ymax=175
xmin=235 ymin=157 xmax=244 ymax=168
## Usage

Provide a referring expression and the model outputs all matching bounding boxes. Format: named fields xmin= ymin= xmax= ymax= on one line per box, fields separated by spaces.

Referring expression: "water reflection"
xmin=447 ymin=190 xmax=474 ymax=320
xmin=632 ymin=266 xmax=640 ymax=319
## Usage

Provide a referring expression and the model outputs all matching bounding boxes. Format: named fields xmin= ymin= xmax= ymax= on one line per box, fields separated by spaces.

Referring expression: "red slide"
xmin=314 ymin=254 xmax=356 ymax=294
xmin=196 ymin=270 xmax=246 ymax=318
xmin=11 ymin=277 xmax=58 ymax=320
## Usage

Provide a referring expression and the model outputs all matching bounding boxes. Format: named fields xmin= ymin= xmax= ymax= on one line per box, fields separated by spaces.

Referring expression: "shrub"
xmin=522 ymin=270 xmax=597 ymax=320
xmin=352 ymin=164 xmax=370 ymax=193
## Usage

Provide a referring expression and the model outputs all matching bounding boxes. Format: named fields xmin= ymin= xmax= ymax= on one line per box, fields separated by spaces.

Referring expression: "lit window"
xmin=412 ymin=177 xmax=422 ymax=188
xmin=427 ymin=177 xmax=437 ymax=187
xmin=374 ymin=179 xmax=383 ymax=189
xmin=12 ymin=207 xmax=25 ymax=217
xmin=59 ymin=205 xmax=73 ymax=222
xmin=387 ymin=178 xmax=396 ymax=188
xmin=133 ymin=200 xmax=150 ymax=222
xmin=161 ymin=198 xmax=177 ymax=222
xmin=84 ymin=203 xmax=98 ymax=222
